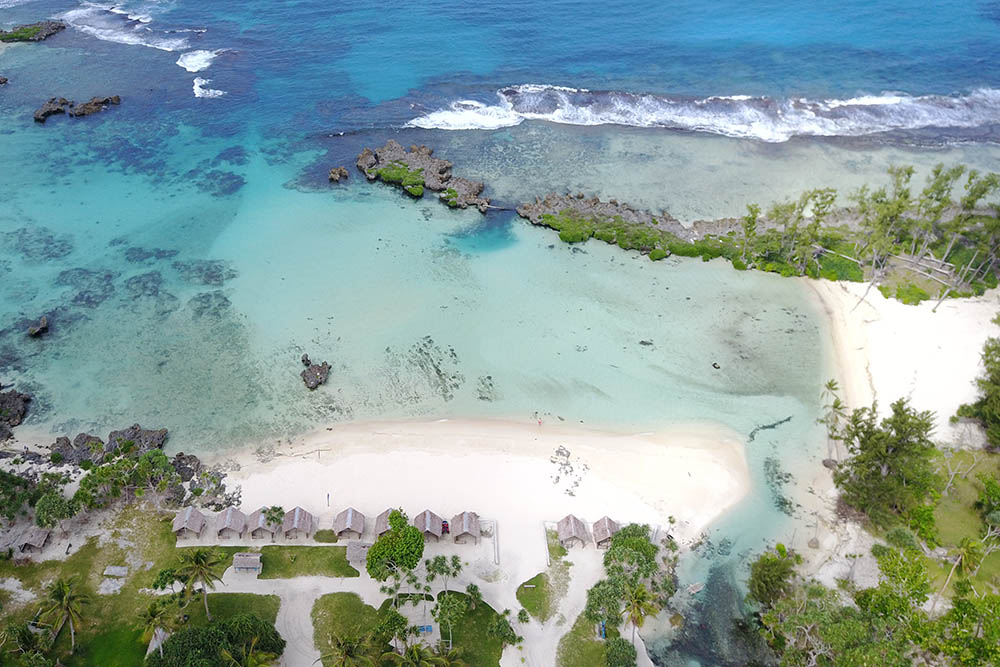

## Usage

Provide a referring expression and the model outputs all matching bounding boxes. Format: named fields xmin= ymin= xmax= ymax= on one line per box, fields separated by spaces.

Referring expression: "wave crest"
xmin=405 ymin=84 xmax=1000 ymax=142
xmin=193 ymin=77 xmax=225 ymax=98
xmin=59 ymin=2 xmax=189 ymax=51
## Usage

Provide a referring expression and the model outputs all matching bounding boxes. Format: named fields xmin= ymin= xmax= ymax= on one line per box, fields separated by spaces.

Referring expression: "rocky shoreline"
xmin=0 ymin=21 xmax=65 ymax=43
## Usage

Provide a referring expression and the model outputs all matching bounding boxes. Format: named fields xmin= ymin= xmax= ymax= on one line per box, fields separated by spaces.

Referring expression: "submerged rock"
xmin=0 ymin=77 xmax=8 ymax=86
xmin=301 ymin=361 xmax=331 ymax=390
xmin=328 ymin=166 xmax=349 ymax=182
xmin=27 ymin=316 xmax=48 ymax=337
xmin=67 ymin=95 xmax=121 ymax=117
xmin=0 ymin=384 xmax=30 ymax=441
xmin=356 ymin=140 xmax=490 ymax=213
xmin=0 ymin=21 xmax=66 ymax=43
xmin=34 ymin=97 xmax=70 ymax=123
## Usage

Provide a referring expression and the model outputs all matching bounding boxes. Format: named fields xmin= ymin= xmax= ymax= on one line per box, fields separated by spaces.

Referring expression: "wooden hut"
xmin=592 ymin=516 xmax=620 ymax=549
xmin=451 ymin=511 xmax=481 ymax=544
xmin=557 ymin=514 xmax=588 ymax=548
xmin=413 ymin=509 xmax=444 ymax=542
xmin=216 ymin=507 xmax=247 ymax=540
xmin=247 ymin=507 xmax=278 ymax=540
xmin=232 ymin=552 xmax=262 ymax=577
xmin=17 ymin=526 xmax=50 ymax=554
xmin=333 ymin=507 xmax=365 ymax=540
xmin=282 ymin=506 xmax=314 ymax=540
xmin=172 ymin=506 xmax=206 ymax=539
xmin=374 ymin=508 xmax=394 ymax=538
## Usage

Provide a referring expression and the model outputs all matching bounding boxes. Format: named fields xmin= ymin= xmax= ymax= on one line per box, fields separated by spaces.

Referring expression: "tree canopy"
xmin=365 ymin=509 xmax=424 ymax=581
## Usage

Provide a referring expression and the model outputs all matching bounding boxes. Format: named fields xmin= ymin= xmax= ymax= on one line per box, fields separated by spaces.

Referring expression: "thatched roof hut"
xmin=17 ymin=526 xmax=50 ymax=553
xmin=172 ymin=506 xmax=206 ymax=538
xmin=216 ymin=507 xmax=247 ymax=539
xmin=232 ymin=552 xmax=262 ymax=576
xmin=592 ymin=516 xmax=620 ymax=548
xmin=413 ymin=509 xmax=444 ymax=542
xmin=333 ymin=507 xmax=365 ymax=540
xmin=451 ymin=511 xmax=481 ymax=544
xmin=247 ymin=507 xmax=278 ymax=539
xmin=282 ymin=506 xmax=314 ymax=539
xmin=557 ymin=514 xmax=588 ymax=548
xmin=374 ymin=508 xmax=394 ymax=537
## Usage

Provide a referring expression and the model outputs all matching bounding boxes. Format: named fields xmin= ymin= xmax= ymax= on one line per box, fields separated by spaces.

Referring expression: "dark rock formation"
xmin=49 ymin=433 xmax=104 ymax=465
xmin=0 ymin=77 xmax=8 ymax=86
xmin=172 ymin=260 xmax=237 ymax=286
xmin=104 ymin=424 xmax=168 ymax=459
xmin=212 ymin=146 xmax=249 ymax=166
xmin=125 ymin=246 xmax=178 ymax=263
xmin=356 ymin=140 xmax=490 ymax=213
xmin=34 ymin=95 xmax=120 ymax=123
xmin=27 ymin=316 xmax=48 ymax=337
xmin=328 ymin=166 xmax=349 ymax=182
xmin=171 ymin=452 xmax=202 ymax=482
xmin=187 ymin=291 xmax=231 ymax=318
xmin=822 ymin=458 xmax=839 ymax=470
xmin=55 ymin=268 xmax=117 ymax=307
xmin=301 ymin=354 xmax=311 ymax=367
xmin=124 ymin=271 xmax=164 ymax=299
xmin=0 ymin=384 xmax=30 ymax=441
xmin=4 ymin=226 xmax=74 ymax=261
xmin=301 ymin=361 xmax=331 ymax=390
xmin=0 ymin=21 xmax=66 ymax=43
xmin=187 ymin=169 xmax=245 ymax=196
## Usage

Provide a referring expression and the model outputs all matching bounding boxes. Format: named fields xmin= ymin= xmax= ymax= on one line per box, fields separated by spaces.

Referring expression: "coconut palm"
xmin=314 ymin=632 xmax=376 ymax=667
xmin=223 ymin=635 xmax=279 ymax=666
xmin=381 ymin=643 xmax=443 ymax=666
xmin=141 ymin=600 xmax=174 ymax=658
xmin=177 ymin=547 xmax=225 ymax=620
xmin=38 ymin=576 xmax=90 ymax=652
xmin=933 ymin=537 xmax=984 ymax=612
xmin=432 ymin=643 xmax=468 ymax=666
xmin=621 ymin=582 xmax=659 ymax=645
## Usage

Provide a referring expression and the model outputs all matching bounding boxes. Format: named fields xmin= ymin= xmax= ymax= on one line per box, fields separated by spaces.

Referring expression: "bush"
xmin=895 ymin=282 xmax=931 ymax=305
xmin=885 ymin=526 xmax=920 ymax=551
xmin=731 ymin=258 xmax=747 ymax=271
xmin=649 ymin=248 xmax=667 ymax=261
xmin=605 ymin=637 xmax=637 ymax=667
xmin=50 ymin=452 xmax=64 ymax=465
xmin=80 ymin=460 xmax=93 ymax=471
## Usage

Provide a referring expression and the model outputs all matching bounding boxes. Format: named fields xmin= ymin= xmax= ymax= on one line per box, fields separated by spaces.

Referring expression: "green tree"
xmin=381 ymin=643 xmax=439 ymax=666
xmin=38 ymin=576 xmax=89 ymax=652
xmin=431 ymin=593 xmax=467 ymax=648
xmin=934 ymin=537 xmax=983 ymax=611
xmin=486 ymin=608 xmax=521 ymax=649
xmin=620 ymin=583 xmax=658 ymax=644
xmin=746 ymin=543 xmax=800 ymax=609
xmin=374 ymin=607 xmax=408 ymax=654
xmin=366 ymin=510 xmax=424 ymax=581
xmin=147 ymin=626 xmax=228 ymax=666
xmin=33 ymin=491 xmax=76 ymax=531
xmin=464 ymin=583 xmax=481 ymax=610
xmin=176 ymin=548 xmax=225 ymax=620
xmin=141 ymin=600 xmax=174 ymax=659
xmin=264 ymin=506 xmax=284 ymax=534
xmin=425 ymin=555 xmax=462 ymax=594
xmin=315 ymin=632 xmax=376 ymax=667
xmin=432 ymin=644 xmax=468 ymax=666
xmin=956 ymin=332 xmax=1000 ymax=448
xmin=740 ymin=203 xmax=760 ymax=263
xmin=833 ymin=398 xmax=938 ymax=527
xmin=583 ymin=577 xmax=624 ymax=627
xmin=221 ymin=636 xmax=279 ymax=667
xmin=605 ymin=636 xmax=637 ymax=667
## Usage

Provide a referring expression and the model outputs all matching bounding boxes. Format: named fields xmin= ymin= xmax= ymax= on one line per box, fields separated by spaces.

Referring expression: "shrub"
xmin=649 ymin=248 xmax=667 ymax=261
xmin=50 ymin=452 xmax=64 ymax=465
xmin=605 ymin=637 xmax=637 ymax=666
xmin=895 ymin=282 xmax=931 ymax=305
xmin=731 ymin=258 xmax=747 ymax=271
xmin=80 ymin=460 xmax=93 ymax=471
xmin=885 ymin=527 xmax=920 ymax=552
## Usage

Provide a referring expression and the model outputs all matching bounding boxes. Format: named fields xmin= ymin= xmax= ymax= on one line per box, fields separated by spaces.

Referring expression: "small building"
xmin=282 ymin=506 xmax=314 ymax=540
xmin=451 ymin=511 xmax=481 ymax=544
xmin=247 ymin=507 xmax=278 ymax=540
xmin=172 ymin=506 xmax=206 ymax=539
xmin=557 ymin=514 xmax=588 ymax=548
xmin=592 ymin=516 xmax=620 ymax=549
xmin=374 ymin=508 xmax=395 ymax=538
xmin=333 ymin=507 xmax=365 ymax=540
xmin=17 ymin=527 xmax=50 ymax=554
xmin=233 ymin=552 xmax=262 ymax=577
xmin=413 ymin=509 xmax=444 ymax=542
xmin=216 ymin=507 xmax=247 ymax=540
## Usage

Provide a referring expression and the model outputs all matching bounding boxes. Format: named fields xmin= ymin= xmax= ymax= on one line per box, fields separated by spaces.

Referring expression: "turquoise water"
xmin=3 ymin=0 xmax=1000 ymax=662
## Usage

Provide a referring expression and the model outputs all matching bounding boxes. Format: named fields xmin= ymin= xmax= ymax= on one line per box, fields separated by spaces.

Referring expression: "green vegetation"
xmin=370 ymin=161 xmax=425 ymax=198
xmin=311 ymin=592 xmax=389 ymax=665
xmin=182 ymin=593 xmax=280 ymax=627
xmin=516 ymin=572 xmax=553 ymax=621
xmin=366 ymin=508 xmax=424 ymax=581
xmin=605 ymin=636 xmax=637 ymax=667
xmin=313 ymin=529 xmax=339 ymax=543
xmin=451 ymin=591 xmax=505 ymax=666
xmin=146 ymin=612 xmax=285 ymax=666
xmin=259 ymin=545 xmax=358 ymax=579
xmin=0 ymin=25 xmax=42 ymax=42
xmin=956 ymin=320 xmax=1000 ymax=447
xmin=405 ymin=185 xmax=424 ymax=197
xmin=556 ymin=612 xmax=620 ymax=667
xmin=442 ymin=187 xmax=460 ymax=207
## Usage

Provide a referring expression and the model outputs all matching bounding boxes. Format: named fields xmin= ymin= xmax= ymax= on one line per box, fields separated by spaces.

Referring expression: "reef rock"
xmin=67 ymin=95 xmax=121 ymax=117
xmin=27 ymin=316 xmax=48 ymax=337
xmin=301 ymin=361 xmax=331 ymax=390
xmin=104 ymin=424 xmax=168 ymax=459
xmin=34 ymin=97 xmax=71 ymax=123
xmin=0 ymin=384 xmax=30 ymax=440
xmin=0 ymin=77 xmax=8 ymax=86
xmin=356 ymin=140 xmax=490 ymax=212
xmin=0 ymin=21 xmax=66 ymax=43
xmin=328 ymin=166 xmax=349 ymax=182
xmin=171 ymin=452 xmax=202 ymax=482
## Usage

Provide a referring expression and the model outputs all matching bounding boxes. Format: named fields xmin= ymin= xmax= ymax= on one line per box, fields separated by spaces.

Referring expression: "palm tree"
xmin=314 ymin=632 xmax=376 ymax=667
xmin=38 ymin=576 xmax=90 ymax=652
xmin=264 ymin=506 xmax=284 ymax=541
xmin=432 ymin=644 xmax=468 ymax=666
xmin=177 ymin=548 xmax=225 ymax=620
xmin=141 ymin=601 xmax=173 ymax=658
xmin=381 ymin=643 xmax=443 ymax=666
xmin=621 ymin=582 xmax=659 ymax=645
xmin=933 ymin=537 xmax=984 ymax=612
xmin=223 ymin=635 xmax=279 ymax=666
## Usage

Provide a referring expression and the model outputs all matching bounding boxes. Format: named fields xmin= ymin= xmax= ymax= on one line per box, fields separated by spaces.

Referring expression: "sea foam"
xmin=176 ymin=49 xmax=224 ymax=72
xmin=59 ymin=3 xmax=189 ymax=52
xmin=193 ymin=77 xmax=226 ymax=98
xmin=406 ymin=84 xmax=1000 ymax=142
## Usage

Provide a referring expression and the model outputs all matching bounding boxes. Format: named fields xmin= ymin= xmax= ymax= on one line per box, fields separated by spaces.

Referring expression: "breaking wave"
xmin=176 ymin=49 xmax=224 ymax=72
xmin=59 ymin=2 xmax=189 ymax=51
xmin=405 ymin=84 xmax=1000 ymax=142
xmin=192 ymin=77 xmax=225 ymax=98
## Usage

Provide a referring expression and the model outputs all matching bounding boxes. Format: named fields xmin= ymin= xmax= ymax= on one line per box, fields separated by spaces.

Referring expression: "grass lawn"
xmin=556 ymin=612 xmax=620 ymax=667
xmin=314 ymin=529 xmax=339 ymax=543
xmin=64 ymin=626 xmax=145 ymax=667
xmin=259 ymin=545 xmax=358 ymax=578
xmin=441 ymin=591 xmax=504 ymax=667
xmin=312 ymin=592 xmax=391 ymax=665
xmin=517 ymin=572 xmax=553 ymax=622
xmin=183 ymin=592 xmax=280 ymax=626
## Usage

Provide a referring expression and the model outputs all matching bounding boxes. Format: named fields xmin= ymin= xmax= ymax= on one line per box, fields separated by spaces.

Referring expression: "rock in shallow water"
xmin=0 ymin=384 xmax=30 ymax=441
xmin=301 ymin=361 xmax=331 ymax=390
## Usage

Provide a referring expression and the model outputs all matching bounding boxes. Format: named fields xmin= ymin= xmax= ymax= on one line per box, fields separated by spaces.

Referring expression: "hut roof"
xmin=451 ymin=511 xmax=480 ymax=538
xmin=233 ymin=552 xmax=261 ymax=569
xmin=374 ymin=508 xmax=394 ymax=536
xmin=172 ymin=506 xmax=206 ymax=534
xmin=592 ymin=516 xmax=620 ymax=544
xmin=18 ymin=526 xmax=50 ymax=550
xmin=282 ymin=506 xmax=314 ymax=534
xmin=414 ymin=509 xmax=444 ymax=537
xmin=247 ymin=507 xmax=278 ymax=534
xmin=557 ymin=514 xmax=588 ymax=543
xmin=217 ymin=507 xmax=247 ymax=534
xmin=334 ymin=507 xmax=365 ymax=535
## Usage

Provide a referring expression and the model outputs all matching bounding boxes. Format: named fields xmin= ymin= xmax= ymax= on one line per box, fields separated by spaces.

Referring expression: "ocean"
xmin=2 ymin=0 xmax=999 ymax=663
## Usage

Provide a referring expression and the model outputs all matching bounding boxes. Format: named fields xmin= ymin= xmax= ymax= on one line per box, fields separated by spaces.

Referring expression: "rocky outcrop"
xmin=0 ymin=384 xmax=30 ymax=442
xmin=301 ymin=360 xmax=331 ymax=390
xmin=105 ymin=424 xmax=168 ymax=458
xmin=328 ymin=166 xmax=349 ymax=182
xmin=47 ymin=425 xmax=167 ymax=464
xmin=27 ymin=316 xmax=48 ymax=337
xmin=356 ymin=140 xmax=490 ymax=213
xmin=0 ymin=21 xmax=66 ymax=43
xmin=49 ymin=433 xmax=104 ymax=465
xmin=171 ymin=452 xmax=202 ymax=482
xmin=34 ymin=95 xmax=120 ymax=123
xmin=0 ymin=77 xmax=8 ymax=86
